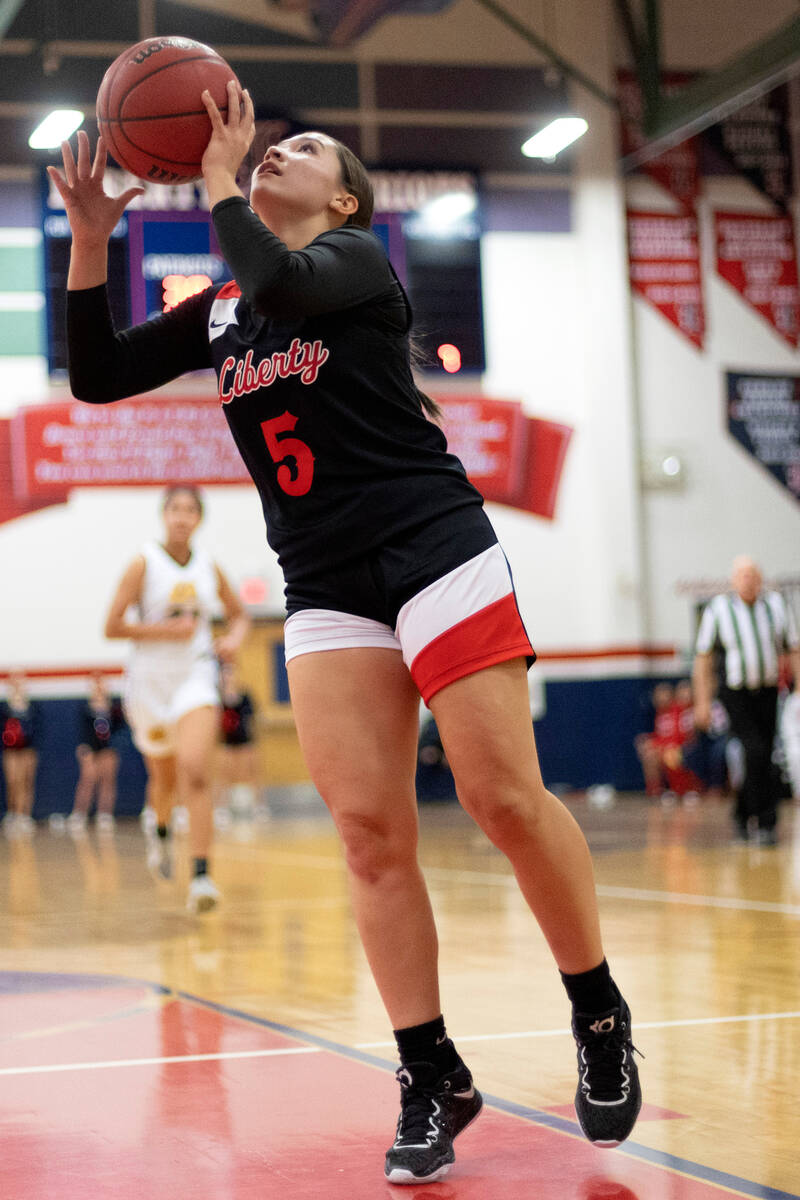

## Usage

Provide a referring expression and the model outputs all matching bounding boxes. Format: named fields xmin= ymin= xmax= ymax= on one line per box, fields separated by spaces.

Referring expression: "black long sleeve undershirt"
xmin=67 ymin=283 xmax=214 ymax=404
xmin=210 ymin=196 xmax=403 ymax=320
xmin=67 ymin=201 xmax=406 ymax=405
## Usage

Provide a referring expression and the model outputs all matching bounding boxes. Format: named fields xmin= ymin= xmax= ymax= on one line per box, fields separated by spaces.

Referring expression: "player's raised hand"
xmin=201 ymin=82 xmax=255 ymax=183
xmin=47 ymin=130 xmax=144 ymax=245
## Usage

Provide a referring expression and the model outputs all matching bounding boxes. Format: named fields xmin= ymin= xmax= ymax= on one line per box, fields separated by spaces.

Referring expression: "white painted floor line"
xmin=258 ymin=852 xmax=800 ymax=916
xmin=0 ymin=1045 xmax=321 ymax=1078
xmin=355 ymin=1009 xmax=800 ymax=1048
xmin=4 ymin=1009 xmax=800 ymax=1078
xmin=595 ymin=884 xmax=800 ymax=917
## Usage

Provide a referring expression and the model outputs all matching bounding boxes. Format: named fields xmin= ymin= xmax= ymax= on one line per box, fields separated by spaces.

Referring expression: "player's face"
xmin=163 ymin=491 xmax=202 ymax=544
xmin=250 ymin=133 xmax=353 ymax=223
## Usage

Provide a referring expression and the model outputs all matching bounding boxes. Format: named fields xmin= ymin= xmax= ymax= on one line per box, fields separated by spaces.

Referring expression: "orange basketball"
xmin=96 ymin=36 xmax=239 ymax=184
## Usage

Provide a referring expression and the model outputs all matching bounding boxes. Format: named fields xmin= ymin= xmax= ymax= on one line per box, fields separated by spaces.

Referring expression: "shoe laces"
xmin=579 ymin=1021 xmax=643 ymax=1100
xmin=394 ymin=1069 xmax=444 ymax=1145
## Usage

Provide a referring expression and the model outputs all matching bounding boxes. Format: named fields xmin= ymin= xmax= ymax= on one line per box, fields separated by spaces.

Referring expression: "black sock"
xmin=156 ymin=824 xmax=169 ymax=840
xmin=393 ymin=1015 xmax=461 ymax=1074
xmin=193 ymin=857 xmax=208 ymax=878
xmin=560 ymin=958 xmax=619 ymax=1013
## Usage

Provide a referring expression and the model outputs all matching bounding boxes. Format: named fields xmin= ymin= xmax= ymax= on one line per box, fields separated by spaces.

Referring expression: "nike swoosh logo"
xmin=454 ymin=1087 xmax=475 ymax=1099
xmin=210 ymin=320 xmax=228 ymax=329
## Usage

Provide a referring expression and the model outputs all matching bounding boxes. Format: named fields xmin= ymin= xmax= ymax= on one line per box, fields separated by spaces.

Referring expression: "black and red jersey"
xmin=220 ymin=693 xmax=255 ymax=746
xmin=67 ymin=196 xmax=483 ymax=584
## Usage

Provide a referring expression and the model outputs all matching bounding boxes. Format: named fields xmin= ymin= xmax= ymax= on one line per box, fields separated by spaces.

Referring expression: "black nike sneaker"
xmin=384 ymin=1060 xmax=483 ymax=1185
xmin=572 ymin=997 xmax=642 ymax=1147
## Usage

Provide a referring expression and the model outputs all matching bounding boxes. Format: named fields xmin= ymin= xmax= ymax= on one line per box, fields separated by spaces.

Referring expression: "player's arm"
xmin=213 ymin=566 xmax=250 ymax=662
xmin=50 ymin=131 xmax=214 ymax=402
xmin=212 ymin=201 xmax=395 ymax=319
xmin=104 ymin=557 xmax=195 ymax=642
xmin=67 ymin=284 xmax=214 ymax=403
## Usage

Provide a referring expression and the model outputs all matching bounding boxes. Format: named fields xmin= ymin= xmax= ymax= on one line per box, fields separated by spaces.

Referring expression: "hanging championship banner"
xmin=726 ymin=371 xmax=800 ymax=503
xmin=714 ymin=211 xmax=800 ymax=347
xmin=705 ymin=88 xmax=792 ymax=211
xmin=0 ymin=395 xmax=573 ymax=526
xmin=617 ymin=70 xmax=700 ymax=212
xmin=627 ymin=210 xmax=705 ymax=348
xmin=437 ymin=396 xmax=572 ymax=520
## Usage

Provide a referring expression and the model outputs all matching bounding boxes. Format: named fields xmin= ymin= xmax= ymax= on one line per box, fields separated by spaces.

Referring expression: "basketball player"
xmin=104 ymin=486 xmax=249 ymax=912
xmin=50 ymin=92 xmax=641 ymax=1182
xmin=217 ymin=660 xmax=262 ymax=818
xmin=1 ymin=672 xmax=39 ymax=836
xmin=69 ymin=671 xmax=126 ymax=833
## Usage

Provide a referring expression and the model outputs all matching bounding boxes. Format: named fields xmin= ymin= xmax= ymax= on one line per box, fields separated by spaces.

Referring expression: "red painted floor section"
xmin=0 ymin=980 xmax=785 ymax=1200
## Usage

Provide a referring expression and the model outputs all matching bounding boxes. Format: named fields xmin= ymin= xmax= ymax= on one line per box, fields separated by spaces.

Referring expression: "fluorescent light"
xmin=29 ymin=109 xmax=84 ymax=149
xmin=414 ymin=190 xmax=477 ymax=235
xmin=521 ymin=117 xmax=588 ymax=160
xmin=422 ymin=192 xmax=476 ymax=222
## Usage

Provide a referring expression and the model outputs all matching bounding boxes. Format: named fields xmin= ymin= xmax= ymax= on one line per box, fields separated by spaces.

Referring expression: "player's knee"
xmin=335 ymin=809 xmax=413 ymax=884
xmin=180 ymin=757 xmax=210 ymax=794
xmin=459 ymin=773 xmax=547 ymax=849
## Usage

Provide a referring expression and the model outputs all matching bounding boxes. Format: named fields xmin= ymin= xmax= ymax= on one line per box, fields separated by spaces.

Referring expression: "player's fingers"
xmin=61 ymin=138 xmax=77 ymax=187
xmin=46 ymin=165 xmax=70 ymax=204
xmin=91 ymin=135 xmax=108 ymax=181
xmin=118 ymin=186 xmax=145 ymax=209
xmin=76 ymin=129 xmax=91 ymax=178
xmin=242 ymin=89 xmax=255 ymax=132
xmin=202 ymin=89 xmax=225 ymax=133
xmin=225 ymin=79 xmax=240 ymax=128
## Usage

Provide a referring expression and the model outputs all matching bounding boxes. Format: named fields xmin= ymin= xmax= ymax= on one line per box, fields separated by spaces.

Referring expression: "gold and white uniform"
xmin=124 ymin=541 xmax=220 ymax=757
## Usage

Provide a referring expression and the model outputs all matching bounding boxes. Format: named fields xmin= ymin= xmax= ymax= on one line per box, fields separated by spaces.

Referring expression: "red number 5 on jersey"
xmin=261 ymin=411 xmax=315 ymax=497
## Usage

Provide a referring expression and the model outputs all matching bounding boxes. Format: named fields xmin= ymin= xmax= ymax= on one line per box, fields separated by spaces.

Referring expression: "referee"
xmin=693 ymin=556 xmax=800 ymax=844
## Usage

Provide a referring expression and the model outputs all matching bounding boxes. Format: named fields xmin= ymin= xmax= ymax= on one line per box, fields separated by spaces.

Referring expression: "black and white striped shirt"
xmin=695 ymin=591 xmax=799 ymax=690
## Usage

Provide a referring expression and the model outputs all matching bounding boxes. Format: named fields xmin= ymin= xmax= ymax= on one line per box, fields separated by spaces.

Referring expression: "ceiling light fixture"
xmin=29 ymin=109 xmax=85 ymax=150
xmin=521 ymin=117 xmax=588 ymax=161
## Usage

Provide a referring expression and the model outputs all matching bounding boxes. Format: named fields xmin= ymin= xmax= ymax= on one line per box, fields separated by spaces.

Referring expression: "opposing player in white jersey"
xmin=104 ymin=486 xmax=249 ymax=912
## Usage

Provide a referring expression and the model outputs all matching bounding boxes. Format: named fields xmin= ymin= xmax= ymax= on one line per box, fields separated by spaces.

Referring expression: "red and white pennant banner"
xmin=714 ymin=211 xmax=800 ymax=347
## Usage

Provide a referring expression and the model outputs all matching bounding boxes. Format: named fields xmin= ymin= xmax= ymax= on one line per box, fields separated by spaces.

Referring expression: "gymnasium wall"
xmin=1 ymin=0 xmax=799 ymax=798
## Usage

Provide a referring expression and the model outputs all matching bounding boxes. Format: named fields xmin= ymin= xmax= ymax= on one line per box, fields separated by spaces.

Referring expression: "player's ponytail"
xmin=329 ymin=138 xmax=440 ymax=420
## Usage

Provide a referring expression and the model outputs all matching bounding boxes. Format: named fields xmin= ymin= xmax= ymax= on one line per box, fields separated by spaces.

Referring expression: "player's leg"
xmin=288 ymin=646 xmax=481 ymax=1184
xmin=70 ymin=746 xmax=97 ymax=831
xmin=430 ymin=657 xmax=641 ymax=1148
xmin=3 ymin=752 xmax=22 ymax=818
xmin=144 ymin=753 xmax=177 ymax=877
xmin=635 ymin=734 xmax=666 ymax=797
xmin=95 ymin=748 xmax=119 ymax=829
xmin=18 ymin=749 xmax=37 ymax=829
xmin=288 ymin=647 xmax=437 ymax=1024
xmin=175 ymin=704 xmax=220 ymax=912
xmin=432 ymin=659 xmax=602 ymax=966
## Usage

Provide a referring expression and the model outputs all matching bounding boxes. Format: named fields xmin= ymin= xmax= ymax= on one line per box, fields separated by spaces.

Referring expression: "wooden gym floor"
xmin=1 ymin=791 xmax=798 ymax=1199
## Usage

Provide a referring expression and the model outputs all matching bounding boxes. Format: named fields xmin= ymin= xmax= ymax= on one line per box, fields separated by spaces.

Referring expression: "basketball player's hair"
xmin=325 ymin=138 xmax=442 ymax=420
xmin=162 ymin=485 xmax=204 ymax=517
xmin=329 ymin=138 xmax=374 ymax=230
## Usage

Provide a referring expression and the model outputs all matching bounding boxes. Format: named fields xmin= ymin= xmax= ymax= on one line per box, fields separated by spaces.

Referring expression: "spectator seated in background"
xmin=635 ymin=682 xmax=679 ymax=798
xmin=636 ymin=679 xmax=726 ymax=802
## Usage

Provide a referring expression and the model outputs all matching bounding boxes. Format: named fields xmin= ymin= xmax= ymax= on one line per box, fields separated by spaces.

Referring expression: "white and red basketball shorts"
xmin=283 ymin=507 xmax=535 ymax=704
